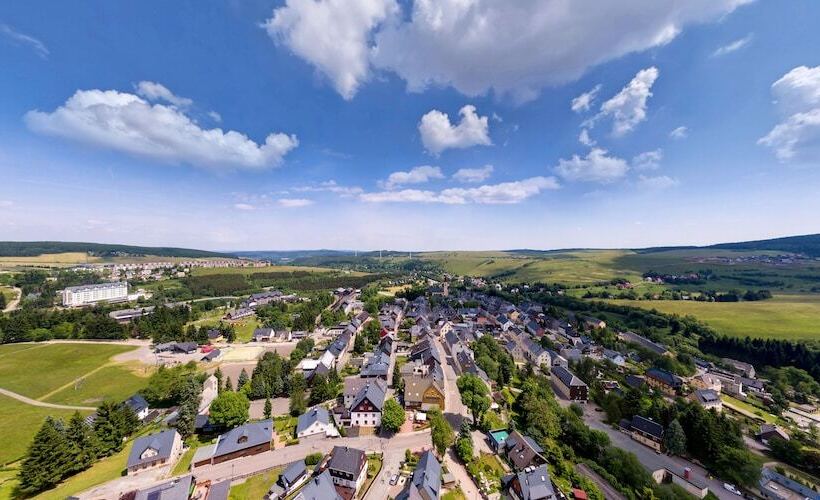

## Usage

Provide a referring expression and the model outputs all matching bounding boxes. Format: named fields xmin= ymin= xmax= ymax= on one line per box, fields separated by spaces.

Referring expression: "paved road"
xmin=0 ymin=387 xmax=95 ymax=411
xmin=576 ymin=463 xmax=626 ymax=500
xmin=579 ymin=402 xmax=737 ymax=500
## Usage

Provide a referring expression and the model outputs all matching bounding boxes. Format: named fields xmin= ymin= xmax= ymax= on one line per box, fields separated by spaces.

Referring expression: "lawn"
xmin=173 ymin=435 xmax=217 ymax=475
xmin=442 ymin=487 xmax=467 ymax=500
xmin=466 ymin=452 xmax=506 ymax=493
xmin=606 ymin=294 xmax=820 ymax=340
xmin=358 ymin=454 xmax=383 ymax=499
xmin=0 ymin=343 xmax=137 ymax=399
xmin=43 ymin=363 xmax=150 ymax=407
xmin=35 ymin=446 xmax=129 ymax=500
xmin=274 ymin=416 xmax=297 ymax=439
xmin=0 ymin=394 xmax=89 ymax=465
xmin=234 ymin=317 xmax=262 ymax=343
xmin=228 ymin=468 xmax=281 ymax=500
xmin=721 ymin=395 xmax=777 ymax=424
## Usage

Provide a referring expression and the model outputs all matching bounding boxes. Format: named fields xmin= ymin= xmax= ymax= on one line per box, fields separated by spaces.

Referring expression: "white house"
xmin=296 ymin=407 xmax=339 ymax=439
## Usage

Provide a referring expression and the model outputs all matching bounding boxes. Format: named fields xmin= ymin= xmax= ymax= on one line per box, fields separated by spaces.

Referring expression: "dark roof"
xmin=397 ymin=450 xmax=441 ymax=500
xmin=207 ymin=480 xmax=230 ymax=500
xmin=630 ymin=415 xmax=664 ymax=439
xmin=694 ymin=389 xmax=720 ymax=404
xmin=361 ymin=351 xmax=390 ymax=377
xmin=509 ymin=464 xmax=555 ymax=500
xmin=280 ymin=460 xmax=308 ymax=487
xmin=504 ymin=430 xmax=545 ymax=470
xmin=127 ymin=429 xmax=178 ymax=469
xmin=133 ymin=475 xmax=193 ymax=500
xmin=645 ymin=368 xmax=682 ymax=388
xmin=213 ymin=420 xmax=272 ymax=458
xmin=552 ymin=365 xmax=587 ymax=388
xmin=760 ymin=467 xmax=820 ymax=500
xmin=351 ymin=380 xmax=386 ymax=411
xmin=126 ymin=394 xmax=149 ymax=413
xmin=328 ymin=446 xmax=366 ymax=476
xmin=295 ymin=470 xmax=342 ymax=500
xmin=625 ymin=374 xmax=645 ymax=389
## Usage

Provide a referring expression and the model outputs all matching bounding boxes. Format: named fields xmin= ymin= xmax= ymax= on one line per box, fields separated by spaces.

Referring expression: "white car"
xmin=389 ymin=474 xmax=399 ymax=486
xmin=723 ymin=483 xmax=741 ymax=496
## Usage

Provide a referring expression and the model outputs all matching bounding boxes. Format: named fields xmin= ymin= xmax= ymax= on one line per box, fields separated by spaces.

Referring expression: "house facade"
xmin=126 ymin=429 xmax=183 ymax=475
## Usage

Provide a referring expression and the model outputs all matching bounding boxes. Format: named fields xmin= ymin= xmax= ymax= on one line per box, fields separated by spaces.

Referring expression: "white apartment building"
xmin=62 ymin=282 xmax=128 ymax=307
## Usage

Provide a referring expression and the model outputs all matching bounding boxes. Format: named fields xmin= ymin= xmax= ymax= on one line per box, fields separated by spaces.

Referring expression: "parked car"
xmin=723 ymin=483 xmax=741 ymax=496
xmin=389 ymin=474 xmax=399 ymax=486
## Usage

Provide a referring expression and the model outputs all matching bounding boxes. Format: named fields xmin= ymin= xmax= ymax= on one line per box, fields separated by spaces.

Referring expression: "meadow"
xmin=43 ymin=363 xmax=150 ymax=407
xmin=0 ymin=394 xmax=87 ymax=465
xmin=0 ymin=343 xmax=137 ymax=399
xmin=608 ymin=294 xmax=820 ymax=340
xmin=190 ymin=264 xmax=359 ymax=276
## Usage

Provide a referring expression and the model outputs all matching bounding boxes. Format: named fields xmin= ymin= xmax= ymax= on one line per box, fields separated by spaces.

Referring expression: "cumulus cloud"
xmin=383 ymin=165 xmax=444 ymax=189
xmin=135 ymin=81 xmax=193 ymax=107
xmin=418 ymin=105 xmax=492 ymax=155
xmin=554 ymin=148 xmax=629 ymax=183
xmin=578 ymin=129 xmax=596 ymax=147
xmin=632 ymin=149 xmax=663 ymax=170
xmin=637 ymin=174 xmax=678 ymax=190
xmin=264 ymin=0 xmax=398 ymax=100
xmin=572 ymin=85 xmax=602 ymax=113
xmin=759 ymin=65 xmax=820 ymax=162
xmin=1 ymin=23 xmax=49 ymax=59
xmin=24 ymin=85 xmax=298 ymax=171
xmin=278 ymin=198 xmax=314 ymax=208
xmin=453 ymin=165 xmax=494 ymax=183
xmin=669 ymin=126 xmax=689 ymax=139
xmin=265 ymin=0 xmax=747 ymax=100
xmin=712 ymin=34 xmax=752 ymax=57
xmin=588 ymin=67 xmax=659 ymax=136
xmin=360 ymin=176 xmax=558 ymax=204
xmin=234 ymin=203 xmax=255 ymax=211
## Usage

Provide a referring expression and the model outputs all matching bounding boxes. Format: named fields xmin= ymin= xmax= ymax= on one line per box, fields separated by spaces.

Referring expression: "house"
xmin=378 ymin=335 xmax=394 ymax=356
xmin=206 ymin=328 xmax=224 ymax=342
xmin=294 ymin=470 xmax=343 ymax=500
xmin=202 ymin=349 xmax=222 ymax=362
xmin=503 ymin=431 xmax=547 ymax=470
xmin=582 ymin=316 xmax=607 ymax=330
xmin=326 ymin=446 xmax=368 ymax=494
xmin=524 ymin=339 xmax=551 ymax=369
xmin=269 ymin=460 xmax=309 ymax=499
xmin=645 ymin=368 xmax=683 ymax=395
xmin=397 ymin=450 xmax=441 ymax=500
xmin=618 ymin=331 xmax=669 ymax=356
xmin=343 ymin=377 xmax=387 ymax=408
xmin=501 ymin=464 xmax=556 ymax=500
xmin=505 ymin=339 xmax=526 ymax=363
xmin=402 ymin=374 xmax=445 ymax=411
xmin=624 ymin=415 xmax=664 ymax=452
xmin=692 ymin=389 xmax=722 ymax=412
xmin=721 ymin=358 xmax=756 ymax=378
xmin=125 ymin=394 xmax=150 ymax=421
xmin=602 ymin=349 xmax=626 ymax=367
xmin=130 ymin=475 xmax=193 ymax=500
xmin=350 ymin=380 xmax=387 ymax=427
xmin=360 ymin=351 xmax=390 ymax=379
xmin=126 ymin=429 xmax=183 ymax=475
xmin=297 ymin=407 xmax=340 ymax=439
xmin=224 ymin=307 xmax=254 ymax=320
xmin=759 ymin=467 xmax=820 ymax=500
xmin=155 ymin=341 xmax=198 ymax=354
xmin=545 ymin=349 xmax=567 ymax=369
xmin=625 ymin=374 xmax=646 ymax=390
xmin=690 ymin=373 xmax=722 ymax=393
xmin=551 ymin=365 xmax=588 ymax=402
xmin=193 ymin=420 xmax=272 ymax=466
xmin=253 ymin=328 xmax=275 ymax=342
xmin=757 ymin=424 xmax=790 ymax=445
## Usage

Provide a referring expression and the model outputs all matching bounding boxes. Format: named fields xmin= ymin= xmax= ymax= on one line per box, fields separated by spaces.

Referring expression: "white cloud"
xmin=571 ymin=85 xmax=602 ymax=113
xmin=264 ymin=0 xmax=398 ymax=100
xmin=554 ymin=148 xmax=629 ymax=183
xmin=759 ymin=65 xmax=820 ymax=162
xmin=578 ymin=129 xmax=596 ymax=147
xmin=712 ymin=34 xmax=752 ymax=57
xmin=208 ymin=111 xmax=222 ymax=123
xmin=383 ymin=165 xmax=444 ymax=189
xmin=24 ymin=86 xmax=298 ymax=171
xmin=637 ymin=174 xmax=678 ymax=190
xmin=0 ymin=23 xmax=49 ymax=59
xmin=669 ymin=125 xmax=688 ymax=139
xmin=268 ymin=0 xmax=746 ymax=100
xmin=360 ymin=176 xmax=558 ymax=204
xmin=135 ymin=81 xmax=193 ymax=107
xmin=234 ymin=203 xmax=255 ymax=211
xmin=278 ymin=198 xmax=314 ymax=208
xmin=418 ymin=105 xmax=492 ymax=155
xmin=294 ymin=180 xmax=363 ymax=197
xmin=453 ymin=165 xmax=494 ymax=183
xmin=632 ymin=149 xmax=663 ymax=170
xmin=589 ymin=67 xmax=659 ymax=136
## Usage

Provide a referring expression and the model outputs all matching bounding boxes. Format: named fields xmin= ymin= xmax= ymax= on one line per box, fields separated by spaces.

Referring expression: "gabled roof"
xmin=694 ymin=389 xmax=720 ymax=404
xmin=295 ymin=470 xmax=342 ymax=500
xmin=645 ymin=368 xmax=682 ymax=387
xmin=351 ymin=380 xmax=387 ymax=412
xmin=397 ymin=450 xmax=441 ymax=500
xmin=280 ymin=460 xmax=308 ymax=487
xmin=125 ymin=394 xmax=149 ymax=413
xmin=297 ymin=407 xmax=331 ymax=435
xmin=630 ymin=415 xmax=664 ymax=439
xmin=552 ymin=365 xmax=587 ymax=388
xmin=507 ymin=464 xmax=555 ymax=500
xmin=127 ymin=429 xmax=178 ymax=469
xmin=361 ymin=351 xmax=390 ymax=377
xmin=213 ymin=420 xmax=272 ymax=458
xmin=133 ymin=475 xmax=193 ymax=500
xmin=328 ymin=446 xmax=366 ymax=475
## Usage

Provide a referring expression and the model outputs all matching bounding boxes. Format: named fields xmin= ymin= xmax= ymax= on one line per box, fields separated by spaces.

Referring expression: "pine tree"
xmin=175 ymin=377 xmax=202 ymax=439
xmin=264 ymin=397 xmax=272 ymax=419
xmin=214 ymin=367 xmax=224 ymax=394
xmin=238 ymin=368 xmax=249 ymax=390
xmin=664 ymin=419 xmax=687 ymax=456
xmin=224 ymin=376 xmax=234 ymax=392
xmin=94 ymin=401 xmax=125 ymax=455
xmin=66 ymin=412 xmax=98 ymax=474
xmin=18 ymin=417 xmax=73 ymax=494
xmin=290 ymin=388 xmax=306 ymax=417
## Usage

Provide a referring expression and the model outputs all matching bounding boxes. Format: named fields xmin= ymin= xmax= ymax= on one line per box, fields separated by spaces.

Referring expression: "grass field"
xmin=721 ymin=395 xmax=777 ymax=424
xmin=0 ymin=343 xmax=137 ymax=399
xmin=0 ymin=252 xmax=101 ymax=267
xmin=228 ymin=468 xmax=281 ymax=500
xmin=0 ymin=394 xmax=89 ymax=465
xmin=607 ymin=294 xmax=820 ymax=340
xmin=43 ymin=363 xmax=149 ymax=407
xmin=191 ymin=265 xmax=356 ymax=276
xmin=34 ymin=446 xmax=129 ymax=500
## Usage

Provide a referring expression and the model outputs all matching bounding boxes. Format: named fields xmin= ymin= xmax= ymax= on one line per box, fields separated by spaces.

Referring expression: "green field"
xmin=43 ymin=363 xmax=149 ymax=407
xmin=34 ymin=445 xmax=129 ymax=500
xmin=191 ymin=264 xmax=355 ymax=276
xmin=0 ymin=394 xmax=89 ymax=465
xmin=0 ymin=343 xmax=137 ymax=399
xmin=608 ymin=294 xmax=820 ymax=340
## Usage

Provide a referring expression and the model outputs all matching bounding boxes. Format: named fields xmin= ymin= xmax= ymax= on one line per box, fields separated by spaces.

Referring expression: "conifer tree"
xmin=264 ymin=397 xmax=272 ymax=419
xmin=18 ymin=417 xmax=73 ymax=494
xmin=224 ymin=376 xmax=234 ymax=392
xmin=66 ymin=411 xmax=98 ymax=473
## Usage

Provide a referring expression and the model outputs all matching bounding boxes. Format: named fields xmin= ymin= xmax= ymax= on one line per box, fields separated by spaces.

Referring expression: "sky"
xmin=1 ymin=0 xmax=819 ymax=252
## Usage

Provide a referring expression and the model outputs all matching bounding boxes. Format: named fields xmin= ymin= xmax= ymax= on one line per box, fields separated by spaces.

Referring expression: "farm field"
xmin=43 ymin=363 xmax=149 ymax=407
xmin=0 ymin=343 xmax=137 ymax=399
xmin=0 ymin=252 xmax=101 ymax=267
xmin=607 ymin=294 xmax=820 ymax=340
xmin=0 ymin=394 xmax=89 ymax=465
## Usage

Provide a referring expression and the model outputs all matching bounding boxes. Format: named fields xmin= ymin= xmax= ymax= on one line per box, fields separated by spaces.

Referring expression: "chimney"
xmin=684 ymin=467 xmax=691 ymax=480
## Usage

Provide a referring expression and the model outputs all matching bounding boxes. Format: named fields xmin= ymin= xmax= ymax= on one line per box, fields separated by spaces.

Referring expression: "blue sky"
xmin=1 ymin=0 xmax=819 ymax=251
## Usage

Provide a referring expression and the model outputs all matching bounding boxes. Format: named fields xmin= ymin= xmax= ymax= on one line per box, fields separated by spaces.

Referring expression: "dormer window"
xmin=140 ymin=447 xmax=158 ymax=460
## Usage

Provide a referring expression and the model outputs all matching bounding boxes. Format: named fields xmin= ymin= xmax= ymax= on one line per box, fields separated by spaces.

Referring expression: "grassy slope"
xmin=0 ymin=344 xmax=136 ymax=399
xmin=607 ymin=294 xmax=820 ymax=340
